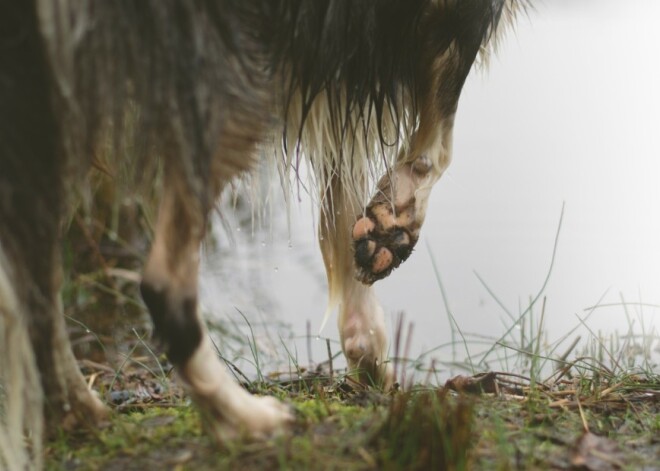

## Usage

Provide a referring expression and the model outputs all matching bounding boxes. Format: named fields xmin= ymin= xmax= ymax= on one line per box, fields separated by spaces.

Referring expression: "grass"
xmin=42 ymin=187 xmax=659 ymax=470
xmin=45 ymin=335 xmax=656 ymax=471
xmin=50 ymin=265 xmax=660 ymax=470
xmin=44 ymin=355 xmax=659 ymax=470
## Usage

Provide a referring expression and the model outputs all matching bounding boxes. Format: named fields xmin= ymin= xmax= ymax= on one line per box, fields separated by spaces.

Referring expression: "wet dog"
xmin=0 ymin=1 xmax=526 ymax=468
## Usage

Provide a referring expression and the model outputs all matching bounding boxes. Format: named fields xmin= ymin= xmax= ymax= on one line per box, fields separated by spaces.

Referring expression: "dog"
xmin=0 ymin=1 xmax=526 ymax=468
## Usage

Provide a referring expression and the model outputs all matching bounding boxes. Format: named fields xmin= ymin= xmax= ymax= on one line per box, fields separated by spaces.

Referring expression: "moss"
xmin=45 ymin=378 xmax=660 ymax=471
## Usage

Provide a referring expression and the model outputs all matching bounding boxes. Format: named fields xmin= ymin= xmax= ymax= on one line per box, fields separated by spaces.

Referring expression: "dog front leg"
xmin=352 ymin=115 xmax=454 ymax=285
xmin=352 ymin=1 xmax=498 ymax=284
xmin=320 ymin=178 xmax=394 ymax=389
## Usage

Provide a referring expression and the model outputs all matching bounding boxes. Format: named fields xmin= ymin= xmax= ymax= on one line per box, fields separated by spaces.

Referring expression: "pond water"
xmin=199 ymin=1 xmax=660 ymax=379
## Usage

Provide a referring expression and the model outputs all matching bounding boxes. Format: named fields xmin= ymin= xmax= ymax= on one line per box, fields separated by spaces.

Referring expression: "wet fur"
xmin=0 ymin=1 xmax=526 ymax=468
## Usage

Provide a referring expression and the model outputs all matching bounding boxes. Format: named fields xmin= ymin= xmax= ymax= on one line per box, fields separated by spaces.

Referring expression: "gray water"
xmin=199 ymin=1 xmax=660 ymax=378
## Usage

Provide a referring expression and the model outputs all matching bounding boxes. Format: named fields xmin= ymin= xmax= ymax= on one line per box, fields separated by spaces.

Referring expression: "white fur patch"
xmin=183 ymin=333 xmax=292 ymax=440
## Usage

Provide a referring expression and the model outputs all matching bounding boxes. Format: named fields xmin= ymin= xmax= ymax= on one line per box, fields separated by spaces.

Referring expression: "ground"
xmin=45 ymin=359 xmax=659 ymax=471
xmin=47 ymin=184 xmax=659 ymax=470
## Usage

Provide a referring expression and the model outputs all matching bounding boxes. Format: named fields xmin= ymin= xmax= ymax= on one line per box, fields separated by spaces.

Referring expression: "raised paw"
xmin=352 ymin=207 xmax=417 ymax=284
xmin=352 ymin=157 xmax=434 ymax=284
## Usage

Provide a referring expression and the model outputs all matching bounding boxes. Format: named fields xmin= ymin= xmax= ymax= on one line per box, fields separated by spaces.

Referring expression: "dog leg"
xmin=350 ymin=0 xmax=510 ymax=285
xmin=0 ymin=0 xmax=108 ymax=447
xmin=0 ymin=162 xmax=109 ymax=437
xmin=39 ymin=285 xmax=111 ymax=432
xmin=3 ymin=234 xmax=110 ymax=434
xmin=2 ymin=143 xmax=110 ymax=437
xmin=320 ymin=179 xmax=394 ymax=388
xmin=352 ymin=19 xmax=488 ymax=285
xmin=140 ymin=176 xmax=292 ymax=442
xmin=352 ymin=116 xmax=454 ymax=285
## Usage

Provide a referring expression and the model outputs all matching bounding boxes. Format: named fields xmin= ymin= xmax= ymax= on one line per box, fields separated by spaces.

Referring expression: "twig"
xmin=306 ymin=320 xmax=313 ymax=366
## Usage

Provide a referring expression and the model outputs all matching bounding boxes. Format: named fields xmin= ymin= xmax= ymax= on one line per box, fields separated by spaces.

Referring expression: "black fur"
xmin=140 ymin=283 xmax=203 ymax=366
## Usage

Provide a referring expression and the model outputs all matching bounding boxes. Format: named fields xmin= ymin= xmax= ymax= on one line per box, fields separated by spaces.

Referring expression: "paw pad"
xmin=352 ymin=205 xmax=417 ymax=284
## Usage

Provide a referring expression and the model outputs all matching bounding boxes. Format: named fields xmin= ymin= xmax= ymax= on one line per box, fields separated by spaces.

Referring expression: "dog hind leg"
xmin=0 ymin=6 xmax=108 ymax=465
xmin=140 ymin=169 xmax=292 ymax=442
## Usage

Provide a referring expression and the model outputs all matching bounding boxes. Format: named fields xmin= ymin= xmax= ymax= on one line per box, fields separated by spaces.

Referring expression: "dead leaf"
xmin=445 ymin=372 xmax=498 ymax=394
